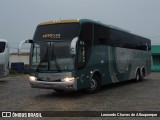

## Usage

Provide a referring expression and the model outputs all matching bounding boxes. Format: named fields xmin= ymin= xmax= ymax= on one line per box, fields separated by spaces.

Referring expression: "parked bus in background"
xmin=21 ymin=19 xmax=151 ymax=93
xmin=0 ymin=39 xmax=9 ymax=77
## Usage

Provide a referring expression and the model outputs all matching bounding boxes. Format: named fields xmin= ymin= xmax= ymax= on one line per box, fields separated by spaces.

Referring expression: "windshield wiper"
xmin=32 ymin=42 xmax=61 ymax=72
xmin=51 ymin=44 xmax=61 ymax=72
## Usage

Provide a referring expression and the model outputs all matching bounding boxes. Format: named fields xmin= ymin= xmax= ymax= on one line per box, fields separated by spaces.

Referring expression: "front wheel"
xmin=86 ymin=74 xmax=100 ymax=94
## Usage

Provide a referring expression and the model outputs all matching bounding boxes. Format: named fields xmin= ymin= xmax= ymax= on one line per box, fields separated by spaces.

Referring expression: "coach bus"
xmin=23 ymin=19 xmax=151 ymax=93
xmin=0 ymin=39 xmax=9 ymax=77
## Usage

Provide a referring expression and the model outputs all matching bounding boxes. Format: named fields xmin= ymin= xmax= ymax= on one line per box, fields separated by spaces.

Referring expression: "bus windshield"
xmin=31 ymin=22 xmax=80 ymax=71
xmin=31 ymin=41 xmax=75 ymax=71
xmin=0 ymin=42 xmax=6 ymax=53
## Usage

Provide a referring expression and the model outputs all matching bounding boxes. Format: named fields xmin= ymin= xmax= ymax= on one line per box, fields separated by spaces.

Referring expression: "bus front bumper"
xmin=29 ymin=80 xmax=77 ymax=91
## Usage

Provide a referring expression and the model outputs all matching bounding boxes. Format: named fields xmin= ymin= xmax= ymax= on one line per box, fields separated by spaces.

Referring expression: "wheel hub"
xmin=90 ymin=78 xmax=97 ymax=89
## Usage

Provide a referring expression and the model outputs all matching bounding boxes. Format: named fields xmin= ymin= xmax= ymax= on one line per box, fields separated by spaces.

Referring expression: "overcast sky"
xmin=0 ymin=0 xmax=160 ymax=53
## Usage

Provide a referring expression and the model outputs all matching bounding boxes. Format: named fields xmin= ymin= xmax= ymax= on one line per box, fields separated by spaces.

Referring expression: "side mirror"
xmin=70 ymin=37 xmax=78 ymax=55
xmin=25 ymin=39 xmax=33 ymax=43
xmin=18 ymin=39 xmax=33 ymax=54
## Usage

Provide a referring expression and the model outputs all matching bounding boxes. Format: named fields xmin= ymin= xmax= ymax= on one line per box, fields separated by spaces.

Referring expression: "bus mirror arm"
xmin=18 ymin=39 xmax=33 ymax=54
xmin=70 ymin=37 xmax=78 ymax=55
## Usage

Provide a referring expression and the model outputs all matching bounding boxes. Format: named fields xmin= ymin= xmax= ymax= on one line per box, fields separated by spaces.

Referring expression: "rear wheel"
xmin=135 ymin=69 xmax=140 ymax=81
xmin=140 ymin=68 xmax=145 ymax=80
xmin=86 ymin=74 xmax=100 ymax=94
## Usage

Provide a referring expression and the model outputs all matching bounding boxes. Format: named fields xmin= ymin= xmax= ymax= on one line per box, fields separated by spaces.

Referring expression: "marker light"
xmin=61 ymin=77 xmax=75 ymax=82
xmin=29 ymin=76 xmax=37 ymax=81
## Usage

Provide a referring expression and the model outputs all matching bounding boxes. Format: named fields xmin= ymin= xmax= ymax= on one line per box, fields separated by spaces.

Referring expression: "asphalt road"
xmin=0 ymin=72 xmax=160 ymax=120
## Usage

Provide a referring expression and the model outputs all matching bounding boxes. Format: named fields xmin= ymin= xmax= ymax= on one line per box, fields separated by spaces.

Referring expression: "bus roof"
xmin=38 ymin=19 xmax=80 ymax=26
xmin=79 ymin=19 xmax=129 ymax=31
xmin=38 ymin=19 xmax=150 ymax=41
xmin=0 ymin=39 xmax=7 ymax=43
xmin=38 ymin=19 xmax=131 ymax=33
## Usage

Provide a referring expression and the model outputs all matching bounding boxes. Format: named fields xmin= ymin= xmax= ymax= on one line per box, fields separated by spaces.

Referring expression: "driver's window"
xmin=33 ymin=45 xmax=40 ymax=63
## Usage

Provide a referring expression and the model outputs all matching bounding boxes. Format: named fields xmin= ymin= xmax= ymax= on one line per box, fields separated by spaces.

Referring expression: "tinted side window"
xmin=109 ymin=29 xmax=149 ymax=51
xmin=80 ymin=23 xmax=93 ymax=47
xmin=109 ymin=29 xmax=121 ymax=47
xmin=0 ymin=42 xmax=6 ymax=53
xmin=94 ymin=24 xmax=108 ymax=45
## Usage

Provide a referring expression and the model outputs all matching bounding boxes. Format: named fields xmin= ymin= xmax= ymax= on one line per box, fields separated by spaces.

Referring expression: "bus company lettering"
xmin=42 ymin=33 xmax=61 ymax=39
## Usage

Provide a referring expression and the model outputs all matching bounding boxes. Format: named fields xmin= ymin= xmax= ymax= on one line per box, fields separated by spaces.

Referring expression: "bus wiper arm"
xmin=54 ymin=60 xmax=61 ymax=72
xmin=35 ymin=62 xmax=42 ymax=72
xmin=51 ymin=45 xmax=61 ymax=72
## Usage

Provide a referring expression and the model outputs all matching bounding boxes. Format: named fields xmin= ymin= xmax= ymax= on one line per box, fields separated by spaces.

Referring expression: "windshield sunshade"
xmin=33 ymin=23 xmax=80 ymax=41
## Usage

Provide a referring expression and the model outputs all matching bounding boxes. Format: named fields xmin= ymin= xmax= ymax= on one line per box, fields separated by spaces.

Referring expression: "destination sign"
xmin=42 ymin=34 xmax=61 ymax=39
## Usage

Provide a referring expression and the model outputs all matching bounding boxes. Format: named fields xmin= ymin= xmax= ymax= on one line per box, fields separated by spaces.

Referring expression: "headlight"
xmin=61 ymin=77 xmax=75 ymax=82
xmin=29 ymin=76 xmax=37 ymax=81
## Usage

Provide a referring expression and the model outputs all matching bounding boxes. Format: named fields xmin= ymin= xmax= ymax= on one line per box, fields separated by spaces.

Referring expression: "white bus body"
xmin=0 ymin=39 xmax=9 ymax=76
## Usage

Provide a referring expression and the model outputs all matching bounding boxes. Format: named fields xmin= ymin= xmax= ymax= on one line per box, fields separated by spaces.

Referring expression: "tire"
xmin=140 ymin=69 xmax=145 ymax=80
xmin=86 ymin=74 xmax=100 ymax=94
xmin=135 ymin=69 xmax=140 ymax=81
